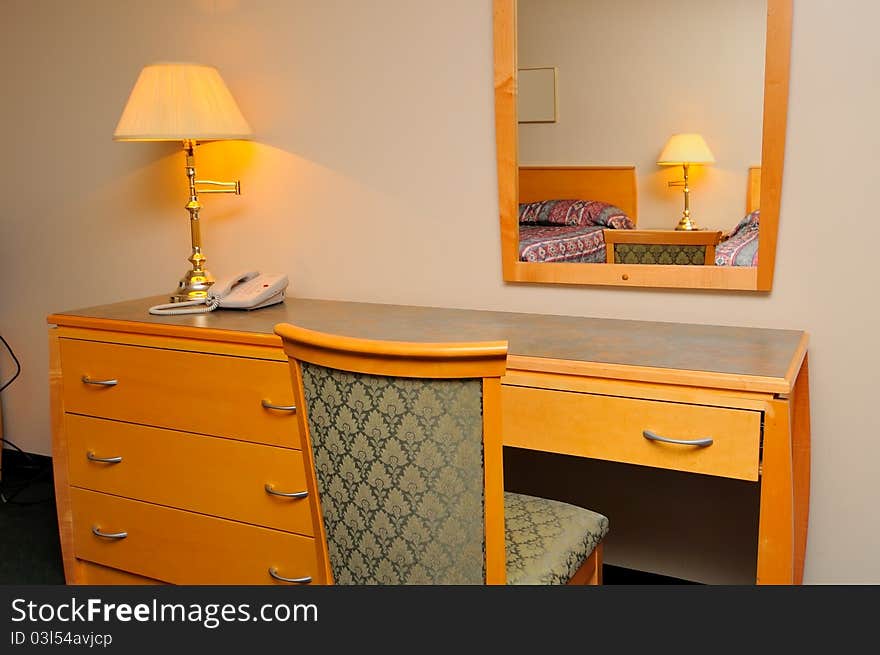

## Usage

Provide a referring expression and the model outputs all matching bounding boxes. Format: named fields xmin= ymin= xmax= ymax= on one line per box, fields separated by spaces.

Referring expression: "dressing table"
xmin=48 ymin=296 xmax=809 ymax=585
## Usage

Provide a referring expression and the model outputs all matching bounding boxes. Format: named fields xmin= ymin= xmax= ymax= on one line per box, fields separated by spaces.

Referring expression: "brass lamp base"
xmin=167 ymin=139 xmax=240 ymax=303
xmin=671 ymin=163 xmax=699 ymax=230
xmin=169 ymin=269 xmax=215 ymax=303
xmin=675 ymin=213 xmax=699 ymax=231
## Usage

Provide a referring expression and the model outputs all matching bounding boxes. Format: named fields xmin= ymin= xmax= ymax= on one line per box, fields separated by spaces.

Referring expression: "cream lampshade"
xmin=114 ymin=63 xmax=252 ymax=141
xmin=114 ymin=62 xmax=253 ymax=302
xmin=657 ymin=133 xmax=715 ymax=231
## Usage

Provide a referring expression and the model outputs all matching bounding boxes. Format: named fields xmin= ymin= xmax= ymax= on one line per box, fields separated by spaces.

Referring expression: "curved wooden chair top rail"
xmin=274 ymin=322 xmax=509 ymax=379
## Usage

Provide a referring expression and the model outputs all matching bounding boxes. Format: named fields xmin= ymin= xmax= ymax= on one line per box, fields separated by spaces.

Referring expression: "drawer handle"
xmin=81 ymin=375 xmax=118 ymax=387
xmin=87 ymin=451 xmax=123 ymax=464
xmin=91 ymin=526 xmax=128 ymax=539
xmin=268 ymin=567 xmax=311 ymax=584
xmin=643 ymin=430 xmax=713 ymax=448
xmin=264 ymin=483 xmax=308 ymax=499
xmin=261 ymin=399 xmax=297 ymax=412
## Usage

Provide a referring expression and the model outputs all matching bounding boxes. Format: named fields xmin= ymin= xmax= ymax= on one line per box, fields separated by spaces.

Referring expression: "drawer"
xmin=77 ymin=560 xmax=163 ymax=585
xmin=60 ymin=338 xmax=300 ymax=448
xmin=502 ymin=386 xmax=761 ymax=481
xmin=70 ymin=488 xmax=321 ymax=585
xmin=66 ymin=415 xmax=315 ymax=536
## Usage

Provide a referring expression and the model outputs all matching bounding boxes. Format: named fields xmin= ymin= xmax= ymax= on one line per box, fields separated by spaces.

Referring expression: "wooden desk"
xmin=604 ymin=229 xmax=723 ymax=265
xmin=48 ymin=296 xmax=810 ymax=584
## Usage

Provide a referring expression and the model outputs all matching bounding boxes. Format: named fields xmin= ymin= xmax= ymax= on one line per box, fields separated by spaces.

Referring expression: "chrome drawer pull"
xmin=87 ymin=451 xmax=123 ymax=464
xmin=643 ymin=430 xmax=713 ymax=448
xmin=264 ymin=483 xmax=308 ymax=499
xmin=91 ymin=526 xmax=128 ymax=539
xmin=261 ymin=399 xmax=296 ymax=412
xmin=81 ymin=375 xmax=118 ymax=387
xmin=268 ymin=567 xmax=311 ymax=584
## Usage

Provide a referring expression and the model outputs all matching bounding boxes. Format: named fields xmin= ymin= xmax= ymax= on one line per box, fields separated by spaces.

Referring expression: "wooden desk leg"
xmin=757 ymin=357 xmax=810 ymax=585
xmin=791 ymin=355 xmax=812 ymax=584
xmin=49 ymin=331 xmax=84 ymax=584
xmin=757 ymin=393 xmax=794 ymax=584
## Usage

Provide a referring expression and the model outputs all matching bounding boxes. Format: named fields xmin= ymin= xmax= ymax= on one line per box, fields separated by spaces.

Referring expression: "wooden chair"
xmin=274 ymin=323 xmax=608 ymax=585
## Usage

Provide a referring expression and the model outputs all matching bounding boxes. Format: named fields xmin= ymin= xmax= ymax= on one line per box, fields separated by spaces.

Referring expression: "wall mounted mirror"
xmin=493 ymin=0 xmax=792 ymax=290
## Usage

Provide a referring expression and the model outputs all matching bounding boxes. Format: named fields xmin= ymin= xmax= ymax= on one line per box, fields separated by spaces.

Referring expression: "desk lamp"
xmin=657 ymin=133 xmax=715 ymax=231
xmin=113 ymin=62 xmax=253 ymax=302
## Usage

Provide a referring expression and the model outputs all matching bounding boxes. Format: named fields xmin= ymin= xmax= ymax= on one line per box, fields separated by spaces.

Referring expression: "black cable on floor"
xmin=0 ymin=335 xmax=29 ymax=460
xmin=0 ymin=334 xmax=21 ymax=393
xmin=1 ymin=464 xmax=54 ymax=505
xmin=1 ymin=435 xmax=36 ymax=462
xmin=0 ymin=335 xmax=52 ymax=504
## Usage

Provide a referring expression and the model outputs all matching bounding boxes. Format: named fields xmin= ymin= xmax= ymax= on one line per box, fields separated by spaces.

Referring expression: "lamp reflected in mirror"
xmin=657 ymin=133 xmax=716 ymax=231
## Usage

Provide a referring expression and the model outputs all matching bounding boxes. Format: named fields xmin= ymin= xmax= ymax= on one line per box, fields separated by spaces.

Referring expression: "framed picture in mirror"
xmin=518 ymin=67 xmax=558 ymax=123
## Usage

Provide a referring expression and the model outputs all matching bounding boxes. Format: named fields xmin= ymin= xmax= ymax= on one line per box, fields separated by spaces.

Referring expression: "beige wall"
xmin=518 ymin=0 xmax=766 ymax=230
xmin=1 ymin=0 xmax=878 ymax=583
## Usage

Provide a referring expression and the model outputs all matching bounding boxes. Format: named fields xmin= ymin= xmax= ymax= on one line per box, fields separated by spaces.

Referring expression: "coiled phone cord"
xmin=148 ymin=297 xmax=222 ymax=316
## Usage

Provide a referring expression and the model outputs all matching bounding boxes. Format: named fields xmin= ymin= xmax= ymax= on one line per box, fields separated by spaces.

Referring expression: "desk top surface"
xmin=49 ymin=296 xmax=807 ymax=395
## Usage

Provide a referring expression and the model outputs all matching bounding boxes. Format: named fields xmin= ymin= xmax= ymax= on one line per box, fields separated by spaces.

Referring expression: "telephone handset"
xmin=149 ymin=271 xmax=289 ymax=315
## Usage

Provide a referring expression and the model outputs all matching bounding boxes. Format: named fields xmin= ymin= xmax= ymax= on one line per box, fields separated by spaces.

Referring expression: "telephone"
xmin=149 ymin=271 xmax=289 ymax=315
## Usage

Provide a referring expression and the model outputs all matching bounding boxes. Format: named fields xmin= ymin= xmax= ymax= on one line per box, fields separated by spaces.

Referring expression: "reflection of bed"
xmin=519 ymin=223 xmax=608 ymax=263
xmin=716 ymin=167 xmax=761 ymax=266
xmin=518 ymin=166 xmax=637 ymax=263
xmin=716 ymin=210 xmax=760 ymax=266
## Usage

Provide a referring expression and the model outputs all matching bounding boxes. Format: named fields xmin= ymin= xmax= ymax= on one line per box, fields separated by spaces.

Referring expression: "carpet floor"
xmin=0 ymin=452 xmax=64 ymax=584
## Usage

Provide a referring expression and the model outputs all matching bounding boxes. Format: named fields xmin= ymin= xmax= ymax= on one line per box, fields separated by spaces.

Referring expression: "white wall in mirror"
xmin=517 ymin=0 xmax=767 ymax=232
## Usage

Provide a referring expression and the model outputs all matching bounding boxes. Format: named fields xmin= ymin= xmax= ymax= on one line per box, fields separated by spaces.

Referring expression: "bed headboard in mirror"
xmin=747 ymin=167 xmax=762 ymax=215
xmin=519 ymin=166 xmax=638 ymax=223
xmin=493 ymin=0 xmax=792 ymax=290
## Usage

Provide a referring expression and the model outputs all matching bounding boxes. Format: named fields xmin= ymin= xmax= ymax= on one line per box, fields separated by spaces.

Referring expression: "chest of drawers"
xmin=49 ymin=326 xmax=321 ymax=585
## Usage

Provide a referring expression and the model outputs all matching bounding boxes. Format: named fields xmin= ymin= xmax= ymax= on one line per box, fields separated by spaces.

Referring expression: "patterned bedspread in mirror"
xmin=518 ymin=224 xmax=613 ymax=263
xmin=715 ymin=210 xmax=760 ymax=266
xmin=518 ymin=199 xmax=634 ymax=263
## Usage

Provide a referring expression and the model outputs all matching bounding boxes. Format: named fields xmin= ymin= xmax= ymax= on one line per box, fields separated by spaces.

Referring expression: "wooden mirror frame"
xmin=493 ymin=0 xmax=792 ymax=291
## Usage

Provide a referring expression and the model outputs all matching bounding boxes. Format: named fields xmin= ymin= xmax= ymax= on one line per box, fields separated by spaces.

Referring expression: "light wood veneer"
xmin=66 ymin=415 xmax=314 ymax=535
xmin=50 ymin=314 xmax=319 ymax=585
xmin=78 ymin=560 xmax=162 ymax=585
xmin=60 ymin=338 xmax=300 ymax=448
xmin=504 ymin=386 xmax=761 ymax=481
xmin=70 ymin=488 xmax=319 ymax=585
xmin=49 ymin=296 xmax=810 ymax=585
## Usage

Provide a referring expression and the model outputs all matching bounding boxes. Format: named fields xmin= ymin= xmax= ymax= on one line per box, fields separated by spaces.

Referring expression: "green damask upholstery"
xmin=300 ymin=362 xmax=485 ymax=584
xmin=300 ymin=361 xmax=608 ymax=585
xmin=504 ymin=492 xmax=608 ymax=585
xmin=613 ymin=243 xmax=707 ymax=265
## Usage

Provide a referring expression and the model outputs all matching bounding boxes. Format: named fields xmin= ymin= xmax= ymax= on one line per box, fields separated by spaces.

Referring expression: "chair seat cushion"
xmin=504 ymin=491 xmax=609 ymax=585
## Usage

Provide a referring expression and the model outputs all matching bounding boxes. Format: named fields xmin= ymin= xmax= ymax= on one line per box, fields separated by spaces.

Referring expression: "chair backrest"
xmin=274 ymin=323 xmax=508 ymax=585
